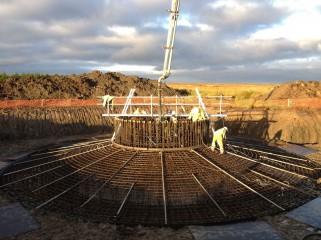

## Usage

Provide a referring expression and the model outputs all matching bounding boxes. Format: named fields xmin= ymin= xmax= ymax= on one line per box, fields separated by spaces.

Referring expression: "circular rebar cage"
xmin=0 ymin=136 xmax=320 ymax=226
xmin=0 ymin=114 xmax=321 ymax=226
xmin=113 ymin=117 xmax=209 ymax=149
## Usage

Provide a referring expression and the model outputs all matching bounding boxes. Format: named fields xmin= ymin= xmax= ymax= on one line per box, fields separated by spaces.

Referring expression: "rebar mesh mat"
xmin=0 ymin=138 xmax=320 ymax=226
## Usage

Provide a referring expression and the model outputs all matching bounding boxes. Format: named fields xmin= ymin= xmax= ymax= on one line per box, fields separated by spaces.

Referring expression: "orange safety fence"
xmin=286 ymin=98 xmax=321 ymax=108
xmin=0 ymin=99 xmax=101 ymax=108
xmin=0 ymin=97 xmax=320 ymax=109
xmin=0 ymin=97 xmax=207 ymax=109
xmin=230 ymin=98 xmax=321 ymax=109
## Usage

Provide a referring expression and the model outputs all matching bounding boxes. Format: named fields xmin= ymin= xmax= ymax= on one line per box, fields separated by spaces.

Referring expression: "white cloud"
xmin=273 ymin=0 xmax=321 ymax=11
xmin=108 ymin=26 xmax=137 ymax=37
xmin=99 ymin=64 xmax=158 ymax=74
xmin=262 ymin=57 xmax=321 ymax=70
xmin=196 ymin=24 xmax=214 ymax=32
xmin=209 ymin=0 xmax=259 ymax=23
xmin=144 ymin=22 xmax=158 ymax=28
xmin=211 ymin=0 xmax=258 ymax=10
xmin=252 ymin=11 xmax=321 ymax=41
xmin=178 ymin=14 xmax=192 ymax=27
xmin=1 ymin=0 xmax=321 ymax=83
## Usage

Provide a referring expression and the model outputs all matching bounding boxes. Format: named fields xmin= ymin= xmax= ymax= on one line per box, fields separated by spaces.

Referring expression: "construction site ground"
xmin=0 ymin=135 xmax=321 ymax=240
xmin=0 ymin=75 xmax=320 ymax=239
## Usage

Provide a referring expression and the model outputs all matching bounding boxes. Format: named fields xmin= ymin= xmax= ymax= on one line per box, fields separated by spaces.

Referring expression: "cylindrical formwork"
xmin=113 ymin=117 xmax=209 ymax=149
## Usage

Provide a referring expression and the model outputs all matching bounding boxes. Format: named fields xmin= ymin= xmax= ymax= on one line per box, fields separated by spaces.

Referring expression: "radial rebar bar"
xmin=192 ymin=173 xmax=226 ymax=216
xmin=80 ymin=151 xmax=138 ymax=208
xmin=117 ymin=183 xmax=135 ymax=216
xmin=1 ymin=123 xmax=320 ymax=226
xmin=32 ymin=150 xmax=121 ymax=192
xmin=192 ymin=149 xmax=285 ymax=211
xmin=36 ymin=173 xmax=94 ymax=209
xmin=161 ymin=151 xmax=168 ymax=225
xmin=250 ymin=170 xmax=316 ymax=197
xmin=4 ymin=145 xmax=110 ymax=176
xmin=227 ymin=151 xmax=310 ymax=179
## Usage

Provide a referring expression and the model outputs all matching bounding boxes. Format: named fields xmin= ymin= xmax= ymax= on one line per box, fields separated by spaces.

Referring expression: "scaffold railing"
xmin=101 ymin=94 xmax=233 ymax=118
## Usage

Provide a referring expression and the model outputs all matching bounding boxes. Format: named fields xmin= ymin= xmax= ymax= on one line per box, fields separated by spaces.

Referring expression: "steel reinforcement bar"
xmin=191 ymin=149 xmax=285 ymax=211
xmin=3 ymin=144 xmax=111 ymax=176
xmin=113 ymin=117 xmax=209 ymax=149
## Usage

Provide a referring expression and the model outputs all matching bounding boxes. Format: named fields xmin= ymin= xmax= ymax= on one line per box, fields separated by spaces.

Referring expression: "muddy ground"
xmin=0 ymin=135 xmax=321 ymax=240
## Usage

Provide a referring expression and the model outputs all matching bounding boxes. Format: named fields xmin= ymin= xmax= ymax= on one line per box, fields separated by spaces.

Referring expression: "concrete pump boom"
xmin=158 ymin=0 xmax=180 ymax=119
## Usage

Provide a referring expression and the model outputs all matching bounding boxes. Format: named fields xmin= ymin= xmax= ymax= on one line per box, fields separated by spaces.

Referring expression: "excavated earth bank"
xmin=224 ymin=108 xmax=321 ymax=145
xmin=1 ymin=108 xmax=321 ymax=147
xmin=0 ymin=107 xmax=112 ymax=140
xmin=0 ymin=71 xmax=177 ymax=100
xmin=0 ymin=74 xmax=320 ymax=146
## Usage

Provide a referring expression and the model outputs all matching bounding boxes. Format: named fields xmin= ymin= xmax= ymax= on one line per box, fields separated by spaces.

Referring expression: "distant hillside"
xmin=0 ymin=71 xmax=177 ymax=100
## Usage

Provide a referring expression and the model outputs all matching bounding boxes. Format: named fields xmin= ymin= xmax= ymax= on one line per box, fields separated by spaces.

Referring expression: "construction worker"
xmin=133 ymin=108 xmax=141 ymax=114
xmin=188 ymin=107 xmax=206 ymax=122
xmin=102 ymin=95 xmax=114 ymax=110
xmin=171 ymin=111 xmax=177 ymax=124
xmin=211 ymin=127 xmax=228 ymax=154
xmin=133 ymin=108 xmax=147 ymax=114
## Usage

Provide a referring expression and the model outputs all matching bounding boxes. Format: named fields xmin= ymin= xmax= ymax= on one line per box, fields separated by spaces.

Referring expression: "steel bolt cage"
xmin=113 ymin=117 xmax=210 ymax=149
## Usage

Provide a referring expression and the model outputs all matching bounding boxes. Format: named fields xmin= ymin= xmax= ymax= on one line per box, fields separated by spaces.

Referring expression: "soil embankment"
xmin=1 ymin=107 xmax=320 ymax=145
xmin=0 ymin=71 xmax=177 ymax=140
xmin=0 ymin=107 xmax=113 ymax=140
xmin=214 ymin=80 xmax=321 ymax=145
xmin=223 ymin=108 xmax=321 ymax=144
xmin=261 ymin=80 xmax=321 ymax=100
xmin=0 ymin=73 xmax=320 ymax=146
xmin=0 ymin=71 xmax=176 ymax=99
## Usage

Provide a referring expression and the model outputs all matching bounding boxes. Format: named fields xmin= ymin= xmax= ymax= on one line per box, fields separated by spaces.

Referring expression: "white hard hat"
xmin=224 ymin=127 xmax=228 ymax=131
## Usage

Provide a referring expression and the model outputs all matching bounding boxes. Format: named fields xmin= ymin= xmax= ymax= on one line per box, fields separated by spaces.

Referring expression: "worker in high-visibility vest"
xmin=133 ymin=108 xmax=147 ymax=114
xmin=171 ymin=111 xmax=177 ymax=124
xmin=188 ymin=107 xmax=206 ymax=122
xmin=133 ymin=108 xmax=141 ymax=114
xmin=211 ymin=127 xmax=228 ymax=154
xmin=102 ymin=95 xmax=114 ymax=110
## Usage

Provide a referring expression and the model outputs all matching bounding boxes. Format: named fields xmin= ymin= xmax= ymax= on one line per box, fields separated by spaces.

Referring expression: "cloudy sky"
xmin=0 ymin=0 xmax=321 ymax=83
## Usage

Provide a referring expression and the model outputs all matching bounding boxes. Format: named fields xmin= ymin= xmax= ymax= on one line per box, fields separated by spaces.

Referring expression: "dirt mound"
xmin=0 ymin=71 xmax=177 ymax=100
xmin=226 ymin=109 xmax=321 ymax=144
xmin=263 ymin=80 xmax=321 ymax=100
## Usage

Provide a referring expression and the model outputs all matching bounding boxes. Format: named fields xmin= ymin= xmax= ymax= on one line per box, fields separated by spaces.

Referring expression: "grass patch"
xmin=174 ymin=88 xmax=191 ymax=96
xmin=0 ymin=72 xmax=9 ymax=81
xmin=0 ymin=73 xmax=56 ymax=81
xmin=236 ymin=91 xmax=255 ymax=100
xmin=168 ymin=82 xmax=278 ymax=99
